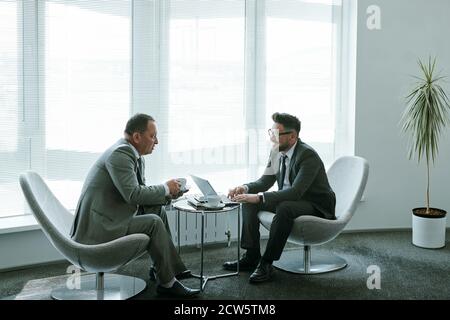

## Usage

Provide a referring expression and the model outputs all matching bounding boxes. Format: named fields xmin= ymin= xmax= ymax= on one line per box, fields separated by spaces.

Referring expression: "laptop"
xmin=189 ymin=175 xmax=239 ymax=206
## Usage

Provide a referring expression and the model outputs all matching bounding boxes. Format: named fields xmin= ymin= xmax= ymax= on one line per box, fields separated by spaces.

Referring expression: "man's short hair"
xmin=272 ymin=112 xmax=301 ymax=135
xmin=124 ymin=113 xmax=155 ymax=135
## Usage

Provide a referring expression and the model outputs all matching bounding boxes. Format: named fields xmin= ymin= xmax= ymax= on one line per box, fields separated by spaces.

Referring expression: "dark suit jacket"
xmin=246 ymin=139 xmax=336 ymax=219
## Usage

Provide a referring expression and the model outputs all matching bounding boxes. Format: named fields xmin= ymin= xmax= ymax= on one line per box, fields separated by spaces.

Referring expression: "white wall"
xmin=0 ymin=230 xmax=64 ymax=270
xmin=348 ymin=0 xmax=450 ymax=230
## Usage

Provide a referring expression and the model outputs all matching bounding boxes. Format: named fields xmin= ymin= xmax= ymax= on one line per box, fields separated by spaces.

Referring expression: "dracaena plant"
xmin=401 ymin=57 xmax=450 ymax=214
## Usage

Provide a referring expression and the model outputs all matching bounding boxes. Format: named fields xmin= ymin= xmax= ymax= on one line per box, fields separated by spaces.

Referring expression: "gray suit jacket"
xmin=71 ymin=138 xmax=169 ymax=244
xmin=246 ymin=139 xmax=336 ymax=219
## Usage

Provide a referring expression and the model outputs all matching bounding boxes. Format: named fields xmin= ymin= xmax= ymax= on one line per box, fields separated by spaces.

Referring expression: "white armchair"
xmin=19 ymin=171 xmax=150 ymax=300
xmin=258 ymin=156 xmax=369 ymax=274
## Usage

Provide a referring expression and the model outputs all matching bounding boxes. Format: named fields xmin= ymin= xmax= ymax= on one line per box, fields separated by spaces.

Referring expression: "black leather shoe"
xmin=156 ymin=281 xmax=200 ymax=298
xmin=223 ymin=253 xmax=260 ymax=271
xmin=175 ymin=269 xmax=192 ymax=280
xmin=149 ymin=266 xmax=156 ymax=281
xmin=249 ymin=260 xmax=274 ymax=283
xmin=149 ymin=267 xmax=192 ymax=281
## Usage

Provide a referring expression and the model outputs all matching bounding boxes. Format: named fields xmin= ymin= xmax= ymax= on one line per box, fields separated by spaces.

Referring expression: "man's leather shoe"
xmin=175 ymin=269 xmax=192 ymax=280
xmin=149 ymin=266 xmax=156 ymax=281
xmin=149 ymin=267 xmax=192 ymax=281
xmin=223 ymin=253 xmax=260 ymax=271
xmin=156 ymin=281 xmax=200 ymax=298
xmin=249 ymin=260 xmax=274 ymax=283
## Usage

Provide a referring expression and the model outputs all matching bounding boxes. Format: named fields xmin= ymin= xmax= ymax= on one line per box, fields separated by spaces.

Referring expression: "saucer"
xmin=203 ymin=202 xmax=225 ymax=210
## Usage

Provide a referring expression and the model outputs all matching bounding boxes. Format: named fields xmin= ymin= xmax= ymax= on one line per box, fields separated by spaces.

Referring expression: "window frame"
xmin=1 ymin=0 xmax=355 ymax=222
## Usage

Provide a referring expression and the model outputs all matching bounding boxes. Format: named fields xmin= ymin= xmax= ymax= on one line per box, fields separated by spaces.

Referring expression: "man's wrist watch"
xmin=257 ymin=192 xmax=264 ymax=203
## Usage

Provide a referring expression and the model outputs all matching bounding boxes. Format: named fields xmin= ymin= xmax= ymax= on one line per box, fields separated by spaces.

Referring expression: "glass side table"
xmin=172 ymin=199 xmax=241 ymax=291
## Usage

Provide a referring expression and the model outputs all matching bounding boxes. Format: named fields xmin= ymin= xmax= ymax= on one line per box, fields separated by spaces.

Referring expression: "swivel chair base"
xmin=274 ymin=246 xmax=347 ymax=275
xmin=51 ymin=273 xmax=146 ymax=300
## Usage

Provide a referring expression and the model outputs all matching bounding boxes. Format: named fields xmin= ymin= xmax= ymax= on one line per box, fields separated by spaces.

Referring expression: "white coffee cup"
xmin=206 ymin=195 xmax=221 ymax=207
xmin=177 ymin=178 xmax=187 ymax=192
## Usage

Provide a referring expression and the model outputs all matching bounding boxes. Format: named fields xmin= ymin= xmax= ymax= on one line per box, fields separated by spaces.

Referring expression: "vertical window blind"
xmin=0 ymin=0 xmax=23 ymax=218
xmin=43 ymin=0 xmax=131 ymax=209
xmin=265 ymin=0 xmax=339 ymax=166
xmin=0 ymin=0 xmax=352 ymax=220
xmin=165 ymin=0 xmax=247 ymax=194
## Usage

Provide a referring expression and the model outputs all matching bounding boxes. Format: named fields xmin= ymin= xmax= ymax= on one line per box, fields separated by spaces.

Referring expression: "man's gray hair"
xmin=124 ymin=113 xmax=155 ymax=135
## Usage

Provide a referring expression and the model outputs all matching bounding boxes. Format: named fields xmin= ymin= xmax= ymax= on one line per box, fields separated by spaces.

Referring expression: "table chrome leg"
xmin=237 ymin=204 xmax=241 ymax=274
xmin=173 ymin=201 xmax=241 ymax=292
xmin=200 ymin=211 xmax=205 ymax=291
xmin=177 ymin=209 xmax=181 ymax=254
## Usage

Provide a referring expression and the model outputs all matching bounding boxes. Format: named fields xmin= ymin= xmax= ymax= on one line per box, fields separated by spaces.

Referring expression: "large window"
xmin=0 ymin=0 xmax=23 ymax=218
xmin=0 ymin=1 xmax=19 ymax=153
xmin=162 ymin=0 xmax=344 ymax=194
xmin=168 ymin=1 xmax=245 ymax=152
xmin=0 ymin=0 xmax=354 ymax=220
xmin=166 ymin=0 xmax=246 ymax=193
xmin=266 ymin=0 xmax=339 ymax=166
xmin=45 ymin=0 xmax=131 ymax=153
xmin=43 ymin=0 xmax=131 ymax=209
xmin=0 ymin=0 xmax=131 ymax=218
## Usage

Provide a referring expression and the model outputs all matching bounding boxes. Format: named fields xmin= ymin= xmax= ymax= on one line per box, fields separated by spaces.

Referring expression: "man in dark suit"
xmin=71 ymin=113 xmax=199 ymax=297
xmin=224 ymin=113 xmax=336 ymax=283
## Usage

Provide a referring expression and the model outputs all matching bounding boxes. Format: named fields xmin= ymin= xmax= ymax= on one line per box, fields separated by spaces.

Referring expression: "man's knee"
xmin=242 ymin=202 xmax=259 ymax=215
xmin=128 ymin=213 xmax=166 ymax=238
xmin=143 ymin=205 xmax=163 ymax=216
xmin=144 ymin=214 xmax=165 ymax=232
xmin=275 ymin=201 xmax=295 ymax=219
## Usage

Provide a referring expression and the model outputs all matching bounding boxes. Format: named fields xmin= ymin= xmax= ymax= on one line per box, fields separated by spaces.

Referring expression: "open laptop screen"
xmin=190 ymin=175 xmax=217 ymax=196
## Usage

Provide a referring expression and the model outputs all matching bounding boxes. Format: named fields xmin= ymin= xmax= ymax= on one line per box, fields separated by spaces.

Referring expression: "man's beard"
xmin=278 ymin=142 xmax=290 ymax=152
xmin=272 ymin=141 xmax=289 ymax=152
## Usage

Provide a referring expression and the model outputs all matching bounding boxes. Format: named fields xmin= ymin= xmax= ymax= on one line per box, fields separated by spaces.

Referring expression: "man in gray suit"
xmin=71 ymin=113 xmax=199 ymax=297
xmin=224 ymin=113 xmax=336 ymax=283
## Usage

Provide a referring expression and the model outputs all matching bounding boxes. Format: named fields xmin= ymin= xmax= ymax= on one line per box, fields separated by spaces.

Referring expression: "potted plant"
xmin=401 ymin=57 xmax=450 ymax=249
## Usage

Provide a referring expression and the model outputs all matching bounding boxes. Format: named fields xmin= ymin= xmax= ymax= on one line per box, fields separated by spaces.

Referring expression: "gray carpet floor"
xmin=1 ymin=230 xmax=449 ymax=300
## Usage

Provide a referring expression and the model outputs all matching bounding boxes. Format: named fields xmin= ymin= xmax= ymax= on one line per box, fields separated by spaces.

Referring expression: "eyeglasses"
xmin=268 ymin=129 xmax=293 ymax=138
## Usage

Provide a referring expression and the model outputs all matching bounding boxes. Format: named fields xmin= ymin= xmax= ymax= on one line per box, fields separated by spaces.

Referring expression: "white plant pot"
xmin=412 ymin=213 xmax=446 ymax=249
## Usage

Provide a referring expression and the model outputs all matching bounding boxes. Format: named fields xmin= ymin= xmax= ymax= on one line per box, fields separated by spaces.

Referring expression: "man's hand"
xmin=172 ymin=188 xmax=189 ymax=200
xmin=228 ymin=185 xmax=247 ymax=199
xmin=166 ymin=179 xmax=181 ymax=197
xmin=232 ymin=194 xmax=260 ymax=204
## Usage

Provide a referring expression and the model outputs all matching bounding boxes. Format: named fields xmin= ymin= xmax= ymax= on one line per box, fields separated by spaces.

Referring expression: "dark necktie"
xmin=278 ymin=155 xmax=287 ymax=190
xmin=136 ymin=157 xmax=145 ymax=215
xmin=136 ymin=157 xmax=144 ymax=185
